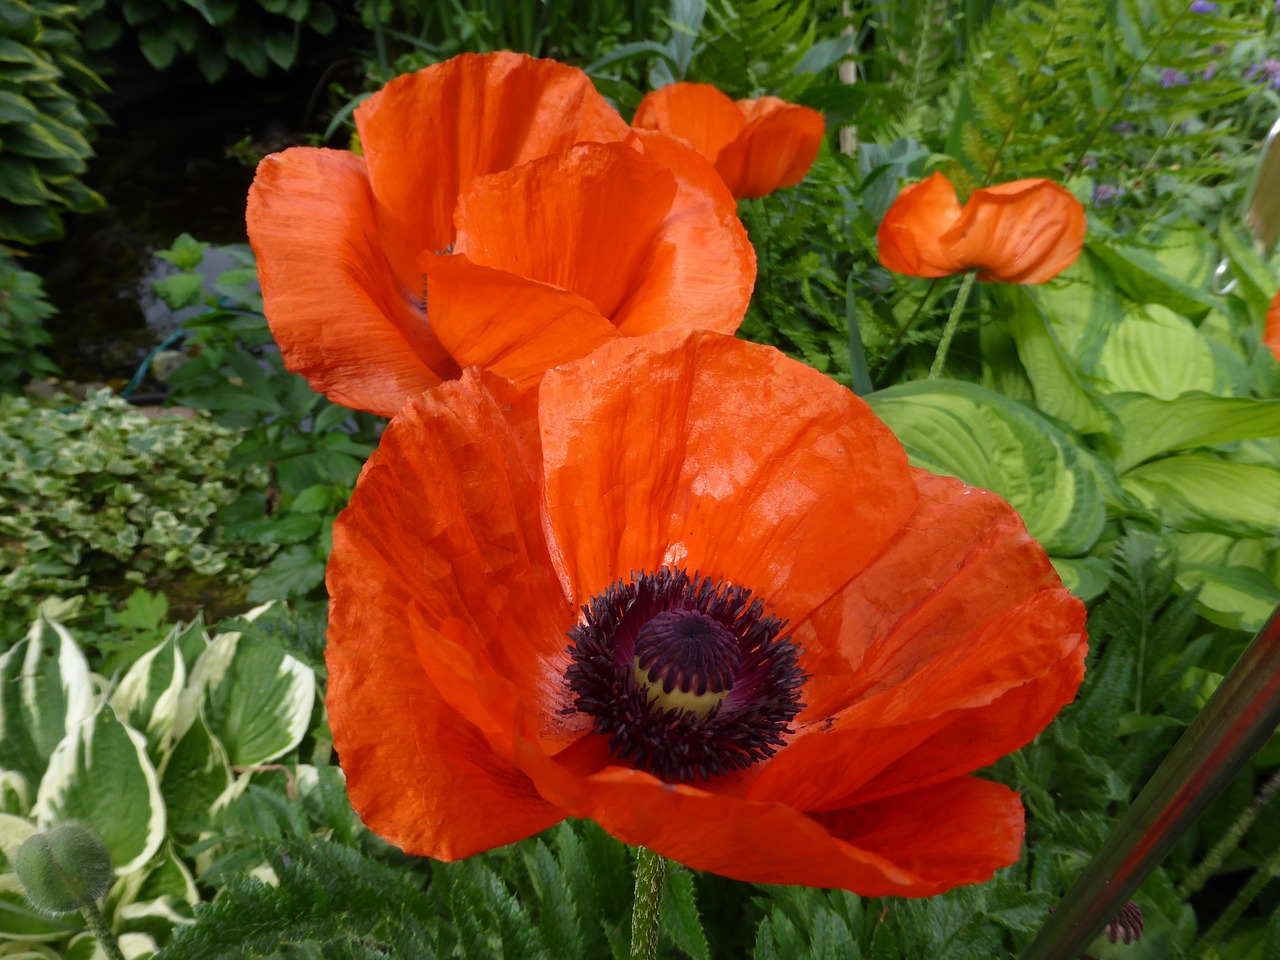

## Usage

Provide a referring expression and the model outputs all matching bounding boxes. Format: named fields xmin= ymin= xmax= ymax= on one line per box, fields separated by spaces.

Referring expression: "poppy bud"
xmin=13 ymin=823 xmax=114 ymax=916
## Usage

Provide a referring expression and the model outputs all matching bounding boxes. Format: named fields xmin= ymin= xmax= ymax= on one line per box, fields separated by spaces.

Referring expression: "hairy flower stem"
xmin=629 ymin=847 xmax=668 ymax=960
xmin=81 ymin=901 xmax=126 ymax=960
xmin=928 ymin=271 xmax=976 ymax=379
xmin=1178 ymin=766 xmax=1280 ymax=898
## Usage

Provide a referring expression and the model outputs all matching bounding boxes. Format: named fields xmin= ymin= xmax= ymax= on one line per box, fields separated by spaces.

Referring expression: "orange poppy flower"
xmin=1266 ymin=290 xmax=1280 ymax=361
xmin=326 ymin=329 xmax=1088 ymax=896
xmin=877 ymin=172 xmax=1086 ymax=284
xmin=246 ymin=53 xmax=753 ymax=417
xmin=631 ymin=82 xmax=825 ymax=199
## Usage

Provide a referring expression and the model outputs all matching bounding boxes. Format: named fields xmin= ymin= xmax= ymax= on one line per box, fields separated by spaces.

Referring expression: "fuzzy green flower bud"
xmin=13 ymin=824 xmax=114 ymax=916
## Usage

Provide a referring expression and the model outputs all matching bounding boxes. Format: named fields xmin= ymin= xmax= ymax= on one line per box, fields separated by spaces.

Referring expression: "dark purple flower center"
xmin=564 ymin=567 xmax=806 ymax=783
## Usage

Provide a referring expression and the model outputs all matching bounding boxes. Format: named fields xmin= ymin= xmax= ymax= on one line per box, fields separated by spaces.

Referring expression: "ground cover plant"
xmin=3 ymin=1 xmax=1280 ymax=958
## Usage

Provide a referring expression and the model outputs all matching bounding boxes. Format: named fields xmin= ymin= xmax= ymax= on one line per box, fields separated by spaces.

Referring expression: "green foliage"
xmin=0 ymin=252 xmax=58 ymax=390
xmin=151 ymin=234 xmax=381 ymax=610
xmin=78 ymin=0 xmax=341 ymax=82
xmin=0 ymin=0 xmax=108 ymax=245
xmin=0 ymin=389 xmax=272 ymax=646
xmin=0 ymin=605 xmax=320 ymax=956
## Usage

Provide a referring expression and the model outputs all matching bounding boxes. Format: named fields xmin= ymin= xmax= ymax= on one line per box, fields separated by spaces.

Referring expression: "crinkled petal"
xmin=246 ymin=147 xmax=456 ymax=417
xmin=453 ymin=142 xmax=678 ymax=319
xmin=517 ymin=738 xmax=1021 ymax=896
xmin=356 ymin=51 xmax=630 ymax=291
xmin=739 ymin=472 xmax=1086 ymax=809
xmin=714 ymin=97 xmax=825 ymax=198
xmin=615 ymin=131 xmax=755 ymax=335
xmin=876 ymin=172 xmax=967 ymax=277
xmin=1265 ymin=290 xmax=1280 ymax=361
xmin=326 ymin=372 xmax=576 ymax=857
xmin=947 ymin=178 xmax=1085 ymax=283
xmin=630 ymin=82 xmax=745 ymax=166
xmin=537 ymin=330 xmax=918 ymax=625
xmin=422 ymin=254 xmax=622 ymax=388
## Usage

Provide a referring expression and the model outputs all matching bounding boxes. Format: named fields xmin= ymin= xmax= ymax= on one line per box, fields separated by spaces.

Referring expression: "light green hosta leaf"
xmin=0 ymin=618 xmax=97 ymax=793
xmin=1176 ymin=563 xmax=1280 ymax=633
xmin=868 ymin=379 xmax=1106 ymax=557
xmin=159 ymin=712 xmax=231 ymax=845
xmin=179 ymin=627 xmax=314 ymax=768
xmin=31 ymin=706 xmax=165 ymax=877
xmin=0 ymin=945 xmax=62 ymax=958
xmin=1003 ymin=285 xmax=1112 ymax=435
xmin=1105 ymin=392 xmax=1280 ymax=472
xmin=1086 ymin=241 xmax=1217 ymax=320
xmin=1122 ymin=455 xmax=1280 ymax=537
xmin=1051 ymin=556 xmax=1112 ymax=602
xmin=109 ymin=631 xmax=186 ymax=759
xmin=1097 ymin=306 xmax=1218 ymax=400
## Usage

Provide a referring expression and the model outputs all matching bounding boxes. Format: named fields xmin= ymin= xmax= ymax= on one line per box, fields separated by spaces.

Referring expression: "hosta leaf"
xmin=868 ymin=379 xmax=1105 ymax=556
xmin=158 ymin=711 xmax=231 ymax=845
xmin=31 ymin=705 xmax=165 ymax=876
xmin=109 ymin=631 xmax=186 ymax=758
xmin=1097 ymin=306 xmax=1218 ymax=399
xmin=1175 ymin=563 xmax=1280 ymax=633
xmin=1004 ymin=284 xmax=1112 ymax=435
xmin=0 ymin=618 xmax=96 ymax=794
xmin=1104 ymin=392 xmax=1280 ymax=472
xmin=0 ymin=873 xmax=72 ymax=941
xmin=179 ymin=626 xmax=314 ymax=767
xmin=1121 ymin=455 xmax=1280 ymax=538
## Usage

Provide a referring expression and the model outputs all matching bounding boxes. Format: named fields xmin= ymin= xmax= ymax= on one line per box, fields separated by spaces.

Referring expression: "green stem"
xmin=928 ymin=271 xmax=976 ymax=379
xmin=877 ymin=278 xmax=943 ymax=372
xmin=80 ymin=901 xmax=126 ymax=960
xmin=1178 ymin=766 xmax=1280 ymax=899
xmin=629 ymin=847 xmax=668 ymax=960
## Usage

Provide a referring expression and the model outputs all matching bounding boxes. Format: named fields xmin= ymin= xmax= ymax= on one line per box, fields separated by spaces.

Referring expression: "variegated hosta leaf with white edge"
xmin=109 ymin=630 xmax=186 ymax=760
xmin=0 ymin=812 xmax=36 ymax=872
xmin=868 ymin=378 xmax=1107 ymax=558
xmin=0 ymin=946 xmax=63 ymax=958
xmin=31 ymin=706 xmax=165 ymax=877
xmin=178 ymin=626 xmax=315 ymax=768
xmin=0 ymin=771 xmax=31 ymax=817
xmin=0 ymin=873 xmax=72 ymax=941
xmin=159 ymin=711 xmax=232 ymax=845
xmin=64 ymin=932 xmax=157 ymax=960
xmin=0 ymin=619 xmax=97 ymax=797
xmin=110 ymin=843 xmax=197 ymax=943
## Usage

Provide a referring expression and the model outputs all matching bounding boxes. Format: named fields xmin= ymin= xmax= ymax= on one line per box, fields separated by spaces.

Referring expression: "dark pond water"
xmin=30 ymin=43 xmax=362 ymax=384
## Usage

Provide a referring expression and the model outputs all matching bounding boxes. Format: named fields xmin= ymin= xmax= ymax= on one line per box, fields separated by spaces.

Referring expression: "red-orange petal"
xmin=738 ymin=472 xmax=1086 ymax=810
xmin=326 ymin=372 xmax=575 ymax=857
xmin=246 ymin=147 xmax=456 ymax=417
xmin=614 ymin=130 xmax=755 ymax=335
xmin=630 ymin=82 xmax=745 ymax=166
xmin=876 ymin=171 xmax=968 ymax=277
xmin=536 ymin=330 xmax=918 ymax=625
xmin=453 ymin=142 xmax=678 ymax=320
xmin=356 ymin=52 xmax=631 ymax=293
xmin=715 ymin=96 xmax=825 ymax=198
xmin=421 ymin=254 xmax=622 ymax=388
xmin=947 ymin=178 xmax=1085 ymax=283
xmin=1265 ymin=289 xmax=1280 ymax=361
xmin=516 ymin=736 xmax=1022 ymax=895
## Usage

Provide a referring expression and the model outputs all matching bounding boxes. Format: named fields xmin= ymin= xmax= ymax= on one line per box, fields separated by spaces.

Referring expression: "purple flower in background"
xmin=1203 ymin=61 xmax=1218 ymax=81
xmin=1092 ymin=184 xmax=1125 ymax=208
xmin=1245 ymin=59 xmax=1280 ymax=90
xmin=1190 ymin=0 xmax=1216 ymax=11
xmin=1081 ymin=155 xmax=1099 ymax=170
xmin=1112 ymin=121 xmax=1136 ymax=134
xmin=1161 ymin=68 xmax=1190 ymax=88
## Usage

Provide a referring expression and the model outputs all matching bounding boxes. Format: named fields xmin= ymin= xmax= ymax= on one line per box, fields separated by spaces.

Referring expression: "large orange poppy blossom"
xmin=1266 ymin=290 xmax=1280 ymax=361
xmin=631 ymin=82 xmax=825 ymax=199
xmin=326 ymin=329 xmax=1088 ymax=896
xmin=246 ymin=52 xmax=753 ymax=417
xmin=877 ymin=172 xmax=1086 ymax=284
